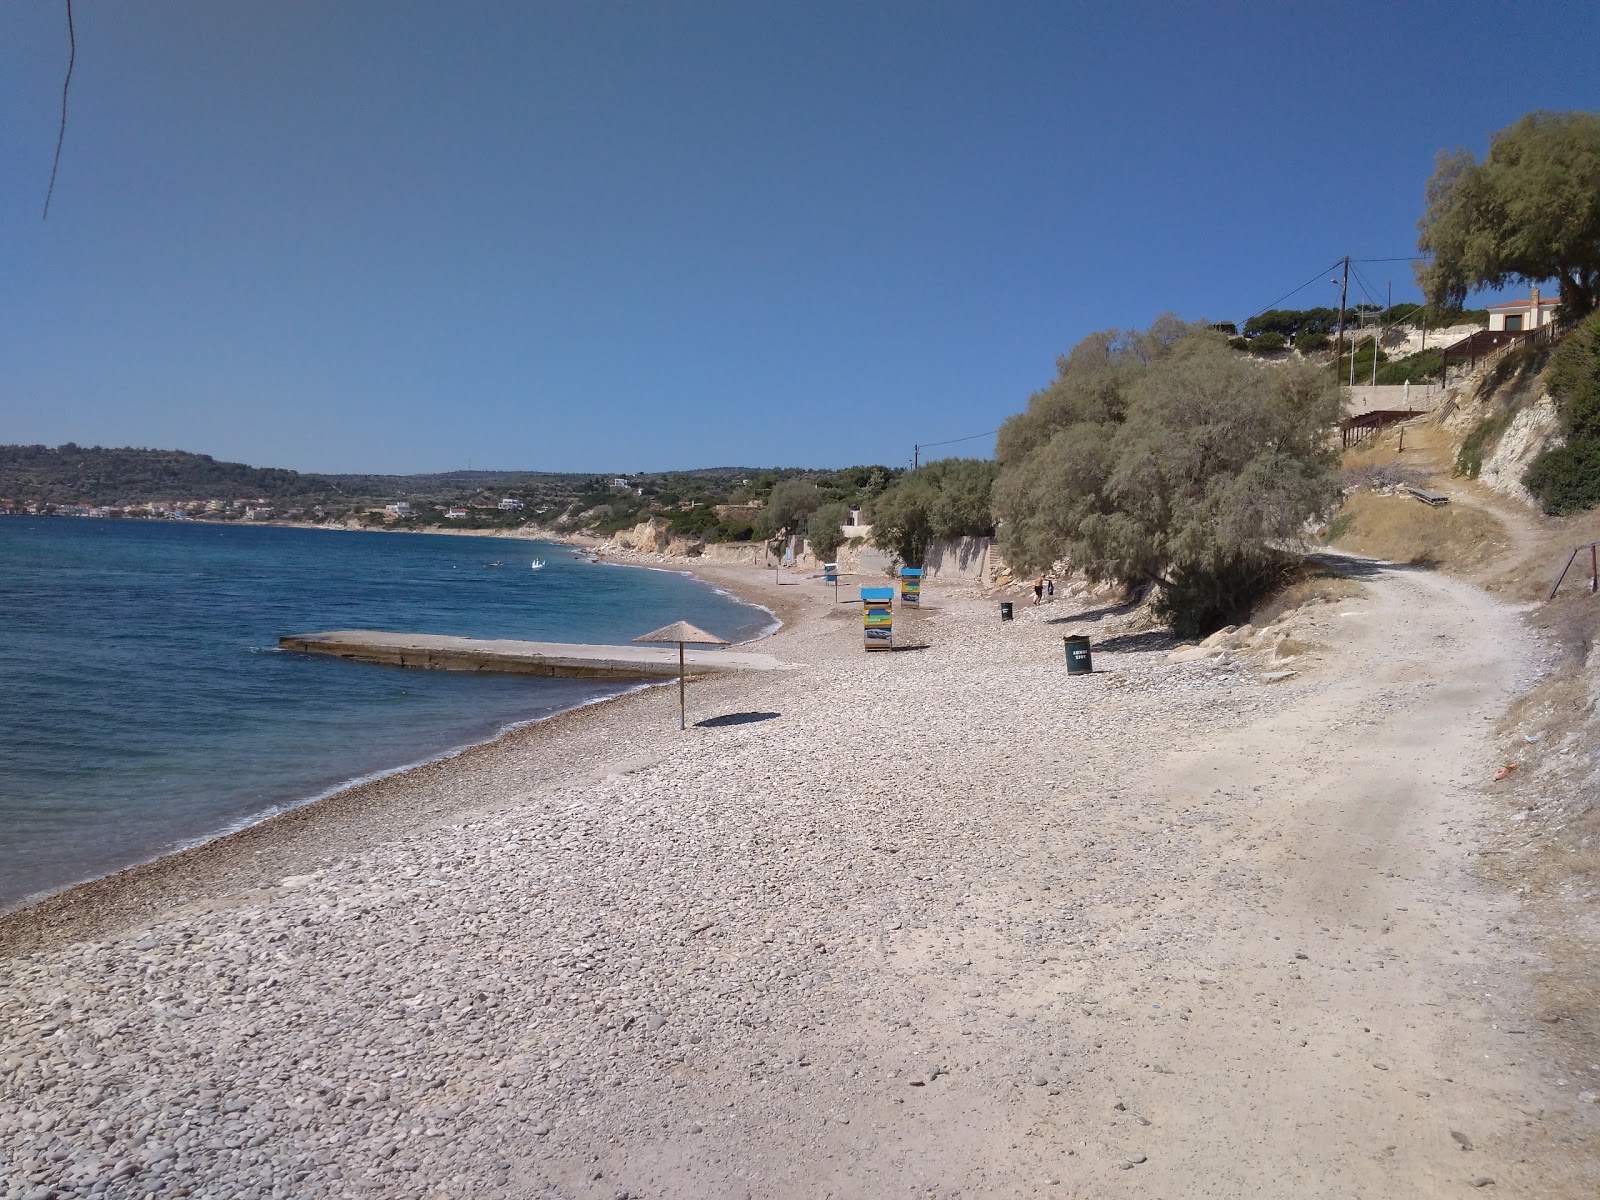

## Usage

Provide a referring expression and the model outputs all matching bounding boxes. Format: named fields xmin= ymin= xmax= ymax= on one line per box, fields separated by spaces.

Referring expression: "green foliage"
xmin=1227 ymin=336 xmax=1250 ymax=351
xmin=1525 ymin=310 xmax=1600 ymax=513
xmin=1296 ymin=331 xmax=1331 ymax=354
xmin=1153 ymin=552 xmax=1298 ymax=640
xmin=1417 ymin=111 xmax=1600 ymax=319
xmin=755 ymin=478 xmax=823 ymax=541
xmin=868 ymin=458 xmax=997 ymax=565
xmin=1373 ymin=348 xmax=1444 ymax=385
xmin=994 ymin=320 xmax=1342 ymax=637
xmin=668 ymin=506 xmax=721 ymax=538
xmin=1248 ymin=331 xmax=1288 ymax=354
xmin=1454 ymin=410 xmax=1515 ymax=478
xmin=1546 ymin=309 xmax=1600 ymax=440
xmin=805 ymin=502 xmax=850 ymax=561
xmin=1336 ymin=337 xmax=1388 ymax=382
xmin=1523 ymin=440 xmax=1600 ymax=515
xmin=1244 ymin=307 xmax=1340 ymax=338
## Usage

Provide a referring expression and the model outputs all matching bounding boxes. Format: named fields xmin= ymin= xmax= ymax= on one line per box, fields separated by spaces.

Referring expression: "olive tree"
xmin=868 ymin=458 xmax=996 ymax=566
xmin=805 ymin=501 xmax=850 ymax=561
xmin=1417 ymin=111 xmax=1600 ymax=319
xmin=993 ymin=320 xmax=1343 ymax=636
xmin=754 ymin=478 xmax=822 ymax=541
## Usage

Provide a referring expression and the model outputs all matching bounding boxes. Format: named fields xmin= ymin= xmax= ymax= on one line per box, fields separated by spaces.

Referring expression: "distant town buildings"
xmin=384 ymin=502 xmax=413 ymax=518
xmin=497 ymin=496 xmax=525 ymax=511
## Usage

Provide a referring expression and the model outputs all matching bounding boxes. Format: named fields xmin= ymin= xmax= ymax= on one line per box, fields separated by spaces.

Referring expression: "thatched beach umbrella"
xmin=633 ymin=621 xmax=730 ymax=730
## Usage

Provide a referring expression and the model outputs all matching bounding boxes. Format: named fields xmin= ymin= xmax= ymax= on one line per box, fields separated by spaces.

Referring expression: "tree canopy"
xmin=868 ymin=458 xmax=997 ymax=566
xmin=805 ymin=501 xmax=851 ymax=561
xmin=755 ymin=478 xmax=823 ymax=541
xmin=993 ymin=319 xmax=1344 ymax=635
xmin=1417 ymin=110 xmax=1600 ymax=320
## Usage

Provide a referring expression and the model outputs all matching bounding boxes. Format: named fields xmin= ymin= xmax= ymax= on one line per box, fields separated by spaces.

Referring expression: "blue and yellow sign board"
xmin=824 ymin=562 xmax=839 ymax=583
xmin=861 ymin=587 xmax=893 ymax=651
xmin=900 ymin=566 xmax=923 ymax=607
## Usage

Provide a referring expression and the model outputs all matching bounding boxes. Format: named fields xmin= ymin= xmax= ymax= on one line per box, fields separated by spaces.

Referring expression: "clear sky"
xmin=3 ymin=2 xmax=1598 ymax=475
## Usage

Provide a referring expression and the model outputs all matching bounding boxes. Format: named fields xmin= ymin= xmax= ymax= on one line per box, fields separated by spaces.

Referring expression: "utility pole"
xmin=1373 ymin=281 xmax=1389 ymax=386
xmin=1333 ymin=256 xmax=1349 ymax=383
xmin=913 ymin=444 xmax=919 ymax=470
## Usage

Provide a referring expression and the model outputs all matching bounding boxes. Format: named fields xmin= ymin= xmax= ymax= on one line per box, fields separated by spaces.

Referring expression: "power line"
xmin=1352 ymin=255 xmax=1429 ymax=263
xmin=42 ymin=0 xmax=75 ymax=220
xmin=919 ymin=429 xmax=997 ymax=449
xmin=1243 ymin=260 xmax=1345 ymax=323
xmin=911 ymin=428 xmax=999 ymax=470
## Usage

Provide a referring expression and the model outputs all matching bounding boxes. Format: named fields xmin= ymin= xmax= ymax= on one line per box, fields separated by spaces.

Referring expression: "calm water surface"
xmin=0 ymin=518 xmax=772 ymax=911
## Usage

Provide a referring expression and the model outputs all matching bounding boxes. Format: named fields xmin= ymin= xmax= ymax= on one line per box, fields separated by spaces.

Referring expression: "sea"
xmin=0 ymin=517 xmax=774 ymax=913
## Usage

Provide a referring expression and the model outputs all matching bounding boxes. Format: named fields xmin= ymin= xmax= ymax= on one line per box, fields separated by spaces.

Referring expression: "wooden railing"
xmin=1441 ymin=319 xmax=1571 ymax=384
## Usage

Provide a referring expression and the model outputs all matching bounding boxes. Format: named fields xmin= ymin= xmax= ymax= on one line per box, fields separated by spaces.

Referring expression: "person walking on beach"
xmin=1033 ymin=575 xmax=1045 ymax=606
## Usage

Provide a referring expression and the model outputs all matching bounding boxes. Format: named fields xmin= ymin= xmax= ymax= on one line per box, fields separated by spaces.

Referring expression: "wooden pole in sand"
xmin=678 ymin=641 xmax=686 ymax=730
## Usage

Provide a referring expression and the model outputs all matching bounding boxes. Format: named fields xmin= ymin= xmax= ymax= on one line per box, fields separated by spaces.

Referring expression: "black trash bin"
xmin=1063 ymin=634 xmax=1092 ymax=674
xmin=1000 ymin=601 xmax=1014 ymax=622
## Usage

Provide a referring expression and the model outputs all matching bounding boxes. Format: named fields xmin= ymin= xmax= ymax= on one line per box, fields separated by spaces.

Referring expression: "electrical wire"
xmin=918 ymin=429 xmax=998 ymax=449
xmin=42 ymin=0 xmax=75 ymax=220
xmin=1243 ymin=259 xmax=1346 ymax=323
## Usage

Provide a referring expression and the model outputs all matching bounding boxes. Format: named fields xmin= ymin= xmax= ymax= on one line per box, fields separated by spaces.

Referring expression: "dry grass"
xmin=1327 ymin=490 xmax=1509 ymax=570
xmin=1252 ymin=571 xmax=1363 ymax=627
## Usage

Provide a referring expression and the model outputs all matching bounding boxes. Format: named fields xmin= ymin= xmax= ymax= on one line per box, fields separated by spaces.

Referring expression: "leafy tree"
xmin=755 ymin=478 xmax=822 ymax=541
xmin=868 ymin=458 xmax=997 ymax=565
xmin=1248 ymin=331 xmax=1288 ymax=355
xmin=1296 ymin=331 xmax=1332 ymax=354
xmin=994 ymin=321 xmax=1343 ymax=636
xmin=806 ymin=502 xmax=850 ymax=561
xmin=1417 ymin=111 xmax=1600 ymax=319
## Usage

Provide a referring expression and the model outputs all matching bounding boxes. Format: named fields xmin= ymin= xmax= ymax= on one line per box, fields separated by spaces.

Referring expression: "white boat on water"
xmin=529 ymin=558 xmax=545 ymax=570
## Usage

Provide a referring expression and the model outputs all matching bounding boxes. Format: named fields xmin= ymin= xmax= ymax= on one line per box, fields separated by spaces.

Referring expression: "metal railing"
xmin=1548 ymin=542 xmax=1600 ymax=600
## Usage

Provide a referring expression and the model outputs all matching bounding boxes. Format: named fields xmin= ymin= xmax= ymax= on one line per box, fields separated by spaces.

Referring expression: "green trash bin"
xmin=1063 ymin=634 xmax=1092 ymax=674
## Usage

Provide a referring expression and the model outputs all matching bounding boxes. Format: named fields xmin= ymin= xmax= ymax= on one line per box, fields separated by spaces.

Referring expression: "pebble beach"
xmin=3 ymin=560 xmax=1595 ymax=1199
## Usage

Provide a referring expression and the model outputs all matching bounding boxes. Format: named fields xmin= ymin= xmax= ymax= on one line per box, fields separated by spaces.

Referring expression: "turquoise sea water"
xmin=0 ymin=518 xmax=773 ymax=912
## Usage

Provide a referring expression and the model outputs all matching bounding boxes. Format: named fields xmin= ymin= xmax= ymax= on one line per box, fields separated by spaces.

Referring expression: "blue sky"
xmin=3 ymin=2 xmax=1598 ymax=474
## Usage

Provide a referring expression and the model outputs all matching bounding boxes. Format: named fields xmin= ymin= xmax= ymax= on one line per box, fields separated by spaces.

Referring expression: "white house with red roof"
xmin=1487 ymin=286 xmax=1561 ymax=332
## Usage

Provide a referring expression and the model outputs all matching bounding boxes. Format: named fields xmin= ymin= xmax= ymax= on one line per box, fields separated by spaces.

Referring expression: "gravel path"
xmin=3 ymin=561 xmax=1595 ymax=1198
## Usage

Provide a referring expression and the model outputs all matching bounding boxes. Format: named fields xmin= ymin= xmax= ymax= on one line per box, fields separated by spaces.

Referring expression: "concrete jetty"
xmin=278 ymin=631 xmax=787 ymax=680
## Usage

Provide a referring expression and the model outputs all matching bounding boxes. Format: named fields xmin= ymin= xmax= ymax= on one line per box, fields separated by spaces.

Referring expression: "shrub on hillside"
xmin=1526 ymin=311 xmax=1600 ymax=513
xmin=1296 ymin=331 xmax=1331 ymax=354
xmin=1248 ymin=331 xmax=1288 ymax=354
xmin=1524 ymin=441 xmax=1600 ymax=515
xmin=1373 ymin=348 xmax=1444 ymax=385
xmin=993 ymin=319 xmax=1342 ymax=637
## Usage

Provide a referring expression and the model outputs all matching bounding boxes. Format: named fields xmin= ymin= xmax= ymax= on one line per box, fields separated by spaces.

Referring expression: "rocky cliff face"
xmin=1480 ymin=394 xmax=1564 ymax=504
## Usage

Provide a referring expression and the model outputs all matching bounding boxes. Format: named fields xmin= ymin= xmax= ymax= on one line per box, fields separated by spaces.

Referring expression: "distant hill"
xmin=0 ymin=444 xmax=340 ymax=507
xmin=0 ymin=445 xmax=597 ymax=506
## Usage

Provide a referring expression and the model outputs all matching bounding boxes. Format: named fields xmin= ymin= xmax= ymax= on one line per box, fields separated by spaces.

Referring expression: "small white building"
xmin=497 ymin=497 xmax=525 ymax=511
xmin=384 ymin=502 xmax=412 ymax=518
xmin=609 ymin=477 xmax=631 ymax=491
xmin=444 ymin=507 xmax=469 ymax=520
xmin=1487 ymin=287 xmax=1561 ymax=333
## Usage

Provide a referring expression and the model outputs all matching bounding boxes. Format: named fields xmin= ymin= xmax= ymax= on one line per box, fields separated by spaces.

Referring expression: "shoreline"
xmin=0 ymin=555 xmax=804 ymax=959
